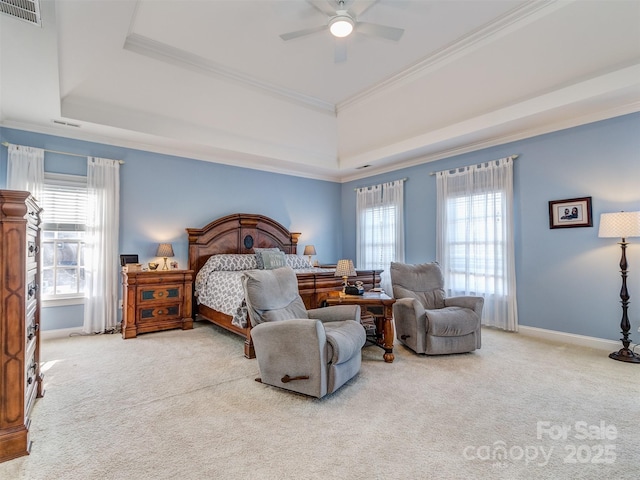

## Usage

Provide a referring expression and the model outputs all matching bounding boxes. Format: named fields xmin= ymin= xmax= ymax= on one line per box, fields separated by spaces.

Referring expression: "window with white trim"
xmin=359 ymin=204 xmax=399 ymax=270
xmin=446 ymin=191 xmax=505 ymax=295
xmin=40 ymin=173 xmax=88 ymax=302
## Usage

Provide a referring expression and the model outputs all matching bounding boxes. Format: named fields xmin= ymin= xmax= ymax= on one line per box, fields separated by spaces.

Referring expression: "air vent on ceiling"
xmin=0 ymin=0 xmax=41 ymax=26
xmin=52 ymin=120 xmax=81 ymax=128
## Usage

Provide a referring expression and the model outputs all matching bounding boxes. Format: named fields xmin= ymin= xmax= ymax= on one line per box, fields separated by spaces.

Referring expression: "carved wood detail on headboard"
xmin=186 ymin=213 xmax=301 ymax=274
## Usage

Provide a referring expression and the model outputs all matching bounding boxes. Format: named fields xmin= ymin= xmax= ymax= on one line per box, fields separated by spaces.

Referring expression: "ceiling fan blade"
xmin=280 ymin=25 xmax=327 ymax=41
xmin=334 ymin=39 xmax=347 ymax=63
xmin=356 ymin=22 xmax=404 ymax=41
xmin=307 ymin=0 xmax=336 ymax=16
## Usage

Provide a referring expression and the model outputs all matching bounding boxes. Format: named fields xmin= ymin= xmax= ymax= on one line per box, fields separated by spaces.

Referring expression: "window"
xmin=356 ymin=180 xmax=404 ymax=294
xmin=40 ymin=173 xmax=88 ymax=303
xmin=447 ymin=191 xmax=505 ymax=295
xmin=436 ymin=156 xmax=517 ymax=331
xmin=359 ymin=204 xmax=399 ymax=270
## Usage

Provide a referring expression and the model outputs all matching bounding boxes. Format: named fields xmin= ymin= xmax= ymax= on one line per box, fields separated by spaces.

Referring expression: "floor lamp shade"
xmin=598 ymin=211 xmax=640 ymax=363
xmin=598 ymin=211 xmax=640 ymax=239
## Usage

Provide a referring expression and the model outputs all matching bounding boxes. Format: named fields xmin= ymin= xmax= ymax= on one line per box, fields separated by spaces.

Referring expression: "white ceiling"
xmin=1 ymin=0 xmax=639 ymax=182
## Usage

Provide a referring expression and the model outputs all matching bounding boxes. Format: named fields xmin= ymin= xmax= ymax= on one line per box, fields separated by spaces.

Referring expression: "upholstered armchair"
xmin=390 ymin=262 xmax=483 ymax=355
xmin=242 ymin=266 xmax=365 ymax=398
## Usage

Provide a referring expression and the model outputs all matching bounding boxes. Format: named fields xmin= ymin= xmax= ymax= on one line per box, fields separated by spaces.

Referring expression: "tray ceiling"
xmin=1 ymin=0 xmax=639 ymax=181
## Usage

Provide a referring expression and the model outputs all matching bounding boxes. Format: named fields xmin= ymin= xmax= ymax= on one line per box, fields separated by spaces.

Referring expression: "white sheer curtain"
xmin=84 ymin=157 xmax=120 ymax=334
xmin=6 ymin=144 xmax=44 ymax=200
xmin=356 ymin=179 xmax=405 ymax=295
xmin=436 ymin=156 xmax=518 ymax=331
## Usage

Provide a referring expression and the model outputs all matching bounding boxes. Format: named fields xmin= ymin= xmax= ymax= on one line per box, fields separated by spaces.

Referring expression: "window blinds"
xmin=41 ymin=173 xmax=88 ymax=231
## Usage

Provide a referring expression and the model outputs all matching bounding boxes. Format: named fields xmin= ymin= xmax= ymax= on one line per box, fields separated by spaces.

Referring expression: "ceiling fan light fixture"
xmin=329 ymin=14 xmax=354 ymax=38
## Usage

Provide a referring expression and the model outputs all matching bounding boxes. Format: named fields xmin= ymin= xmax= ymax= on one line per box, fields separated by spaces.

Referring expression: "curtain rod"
xmin=429 ymin=154 xmax=518 ymax=176
xmin=354 ymin=177 xmax=407 ymax=191
xmin=1 ymin=141 xmax=125 ymax=164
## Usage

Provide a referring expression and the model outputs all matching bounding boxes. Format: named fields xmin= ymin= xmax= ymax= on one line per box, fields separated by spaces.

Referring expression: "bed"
xmin=186 ymin=213 xmax=381 ymax=358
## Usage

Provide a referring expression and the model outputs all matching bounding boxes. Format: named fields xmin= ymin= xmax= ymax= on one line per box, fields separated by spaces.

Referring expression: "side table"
xmin=121 ymin=269 xmax=194 ymax=339
xmin=323 ymin=291 xmax=396 ymax=363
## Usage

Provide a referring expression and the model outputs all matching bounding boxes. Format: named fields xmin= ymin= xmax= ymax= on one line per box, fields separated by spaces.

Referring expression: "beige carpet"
xmin=1 ymin=322 xmax=638 ymax=480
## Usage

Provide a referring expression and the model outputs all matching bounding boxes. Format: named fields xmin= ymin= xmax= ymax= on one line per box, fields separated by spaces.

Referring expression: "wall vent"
xmin=52 ymin=120 xmax=81 ymax=128
xmin=0 ymin=0 xmax=41 ymax=26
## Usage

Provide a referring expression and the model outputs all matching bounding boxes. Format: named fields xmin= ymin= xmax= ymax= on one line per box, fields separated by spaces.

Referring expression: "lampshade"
xmin=303 ymin=245 xmax=316 ymax=256
xmin=329 ymin=14 xmax=354 ymax=37
xmin=598 ymin=211 xmax=640 ymax=239
xmin=156 ymin=243 xmax=175 ymax=258
xmin=335 ymin=259 xmax=356 ymax=278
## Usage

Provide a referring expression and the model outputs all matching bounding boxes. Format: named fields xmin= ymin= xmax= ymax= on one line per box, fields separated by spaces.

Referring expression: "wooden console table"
xmin=323 ymin=291 xmax=396 ymax=363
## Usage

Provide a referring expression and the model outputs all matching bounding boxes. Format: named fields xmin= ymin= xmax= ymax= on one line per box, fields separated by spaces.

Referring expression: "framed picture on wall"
xmin=549 ymin=197 xmax=593 ymax=229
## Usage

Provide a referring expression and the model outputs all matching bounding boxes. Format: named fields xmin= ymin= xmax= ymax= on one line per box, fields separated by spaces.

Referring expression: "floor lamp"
xmin=598 ymin=211 xmax=640 ymax=363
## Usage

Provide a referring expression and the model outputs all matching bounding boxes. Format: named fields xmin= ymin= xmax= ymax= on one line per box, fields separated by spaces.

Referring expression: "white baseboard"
xmin=41 ymin=327 xmax=84 ymax=341
xmin=40 ymin=324 xmax=625 ymax=351
xmin=517 ymin=325 xmax=622 ymax=351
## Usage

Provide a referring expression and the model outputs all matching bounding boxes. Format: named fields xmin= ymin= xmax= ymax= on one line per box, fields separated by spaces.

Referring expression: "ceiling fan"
xmin=279 ymin=0 xmax=405 ymax=62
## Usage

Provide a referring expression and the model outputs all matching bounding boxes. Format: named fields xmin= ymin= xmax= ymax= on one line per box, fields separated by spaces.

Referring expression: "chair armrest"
xmin=324 ymin=320 xmax=366 ymax=364
xmin=392 ymin=297 xmax=425 ymax=320
xmin=445 ymin=296 xmax=484 ymax=318
xmin=308 ymin=305 xmax=361 ymax=323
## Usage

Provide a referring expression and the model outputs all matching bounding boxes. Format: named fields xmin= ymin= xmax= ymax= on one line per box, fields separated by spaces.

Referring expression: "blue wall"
xmin=341 ymin=112 xmax=640 ymax=341
xmin=2 ymin=112 xmax=640 ymax=341
xmin=0 ymin=128 xmax=342 ymax=331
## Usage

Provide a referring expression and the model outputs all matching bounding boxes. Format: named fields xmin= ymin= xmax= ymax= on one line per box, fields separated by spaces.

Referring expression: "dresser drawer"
xmin=24 ymin=343 xmax=38 ymax=417
xmin=25 ymin=200 xmax=40 ymax=227
xmin=26 ymin=270 xmax=38 ymax=309
xmin=137 ymin=284 xmax=183 ymax=304
xmin=138 ymin=303 xmax=182 ymax=324
xmin=26 ymin=227 xmax=39 ymax=271
xmin=26 ymin=302 xmax=38 ymax=344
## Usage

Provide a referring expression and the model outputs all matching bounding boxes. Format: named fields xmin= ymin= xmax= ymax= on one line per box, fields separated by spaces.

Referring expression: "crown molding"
xmin=337 ymin=0 xmax=562 ymax=112
xmin=123 ymin=33 xmax=336 ymax=115
xmin=336 ymin=101 xmax=640 ymax=183
xmin=0 ymin=117 xmax=343 ymax=183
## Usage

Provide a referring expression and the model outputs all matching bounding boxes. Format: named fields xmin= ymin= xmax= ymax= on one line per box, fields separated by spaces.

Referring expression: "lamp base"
xmin=609 ymin=348 xmax=640 ymax=363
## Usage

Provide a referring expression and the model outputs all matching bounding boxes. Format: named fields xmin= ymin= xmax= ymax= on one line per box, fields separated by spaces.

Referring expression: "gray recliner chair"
xmin=390 ymin=262 xmax=483 ymax=355
xmin=242 ymin=266 xmax=365 ymax=398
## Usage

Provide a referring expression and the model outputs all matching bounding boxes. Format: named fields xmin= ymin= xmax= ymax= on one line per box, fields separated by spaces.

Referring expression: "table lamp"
xmin=156 ymin=243 xmax=175 ymax=271
xmin=335 ymin=259 xmax=356 ymax=294
xmin=303 ymin=245 xmax=316 ymax=264
xmin=598 ymin=211 xmax=640 ymax=363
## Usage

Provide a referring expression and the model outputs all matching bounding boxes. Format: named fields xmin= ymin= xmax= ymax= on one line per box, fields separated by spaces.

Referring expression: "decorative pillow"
xmin=254 ymin=248 xmax=280 ymax=269
xmin=285 ymin=254 xmax=313 ymax=269
xmin=259 ymin=250 xmax=287 ymax=270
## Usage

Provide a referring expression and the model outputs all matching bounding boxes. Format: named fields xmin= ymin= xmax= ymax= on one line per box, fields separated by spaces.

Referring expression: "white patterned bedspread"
xmin=194 ymin=254 xmax=334 ymax=328
xmin=196 ymin=270 xmax=248 ymax=327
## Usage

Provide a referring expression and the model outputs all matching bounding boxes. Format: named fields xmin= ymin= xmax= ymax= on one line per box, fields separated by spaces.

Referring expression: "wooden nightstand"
xmin=121 ymin=269 xmax=194 ymax=339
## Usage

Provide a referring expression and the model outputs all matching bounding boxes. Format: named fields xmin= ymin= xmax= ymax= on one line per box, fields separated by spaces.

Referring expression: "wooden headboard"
xmin=185 ymin=213 xmax=301 ymax=274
